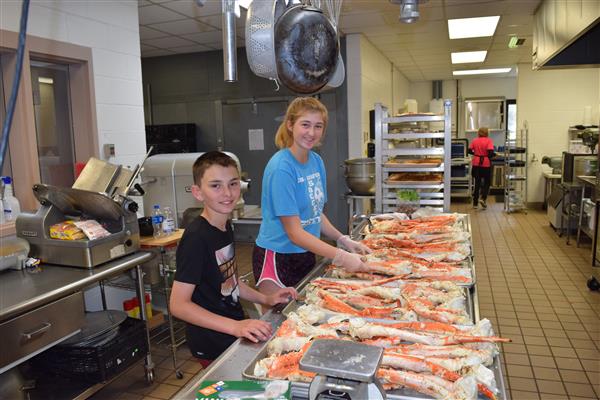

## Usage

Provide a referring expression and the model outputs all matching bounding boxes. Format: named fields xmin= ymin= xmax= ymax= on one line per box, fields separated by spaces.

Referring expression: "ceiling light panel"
xmin=453 ymin=67 xmax=511 ymax=76
xmin=451 ymin=50 xmax=487 ymax=64
xmin=448 ymin=16 xmax=500 ymax=39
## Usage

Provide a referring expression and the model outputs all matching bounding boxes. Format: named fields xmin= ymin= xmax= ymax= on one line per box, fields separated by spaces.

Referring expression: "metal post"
xmin=222 ymin=0 xmax=237 ymax=82
xmin=134 ymin=264 xmax=155 ymax=382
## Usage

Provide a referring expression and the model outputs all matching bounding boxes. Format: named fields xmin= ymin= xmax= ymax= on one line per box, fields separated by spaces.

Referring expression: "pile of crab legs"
xmin=328 ymin=214 xmax=475 ymax=283
xmin=252 ymin=214 xmax=510 ymax=399
xmin=254 ymin=311 xmax=510 ymax=400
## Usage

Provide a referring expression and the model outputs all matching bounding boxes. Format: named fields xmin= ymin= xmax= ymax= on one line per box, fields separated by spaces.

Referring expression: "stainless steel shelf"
xmin=382 ymin=148 xmax=444 ymax=156
xmin=383 ymin=132 xmax=445 ymax=140
xmin=383 ymin=165 xmax=445 ymax=172
xmin=384 ymin=115 xmax=444 ymax=123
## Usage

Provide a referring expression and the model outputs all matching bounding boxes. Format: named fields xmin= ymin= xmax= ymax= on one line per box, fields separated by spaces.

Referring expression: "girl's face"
xmin=287 ymin=111 xmax=325 ymax=152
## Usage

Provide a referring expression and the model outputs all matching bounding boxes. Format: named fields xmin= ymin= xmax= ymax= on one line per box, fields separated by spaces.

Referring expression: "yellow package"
xmin=49 ymin=221 xmax=86 ymax=240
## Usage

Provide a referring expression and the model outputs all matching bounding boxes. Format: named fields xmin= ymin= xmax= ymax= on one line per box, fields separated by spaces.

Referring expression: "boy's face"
xmin=191 ymin=164 xmax=241 ymax=215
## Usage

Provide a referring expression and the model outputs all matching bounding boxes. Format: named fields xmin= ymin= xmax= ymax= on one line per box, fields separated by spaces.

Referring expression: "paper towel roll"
xmin=583 ymin=105 xmax=592 ymax=126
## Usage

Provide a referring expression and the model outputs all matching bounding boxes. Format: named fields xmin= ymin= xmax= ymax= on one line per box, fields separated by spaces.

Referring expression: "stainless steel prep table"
xmin=174 ymin=215 xmax=502 ymax=400
xmin=0 ymin=251 xmax=156 ymax=395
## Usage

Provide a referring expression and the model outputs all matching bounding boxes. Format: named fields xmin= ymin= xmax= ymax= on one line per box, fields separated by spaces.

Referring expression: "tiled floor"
xmin=90 ymin=199 xmax=600 ymax=400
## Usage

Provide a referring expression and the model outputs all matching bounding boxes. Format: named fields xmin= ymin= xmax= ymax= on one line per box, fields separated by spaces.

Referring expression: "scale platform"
xmin=300 ymin=339 xmax=386 ymax=400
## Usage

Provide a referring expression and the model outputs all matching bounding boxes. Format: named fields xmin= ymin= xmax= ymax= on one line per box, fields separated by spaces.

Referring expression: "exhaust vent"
xmin=508 ymin=37 xmax=526 ymax=48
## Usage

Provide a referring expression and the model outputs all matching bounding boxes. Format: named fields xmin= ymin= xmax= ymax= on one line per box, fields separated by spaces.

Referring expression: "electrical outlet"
xmin=103 ymin=144 xmax=115 ymax=158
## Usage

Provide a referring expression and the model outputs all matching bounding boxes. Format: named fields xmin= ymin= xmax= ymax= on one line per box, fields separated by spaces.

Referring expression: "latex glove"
xmin=266 ymin=287 xmax=298 ymax=307
xmin=332 ymin=248 xmax=366 ymax=272
xmin=336 ymin=235 xmax=372 ymax=255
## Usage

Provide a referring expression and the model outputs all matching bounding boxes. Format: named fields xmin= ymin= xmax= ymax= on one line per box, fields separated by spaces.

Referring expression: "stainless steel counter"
xmin=0 ymin=251 xmax=154 ymax=322
xmin=174 ymin=215 xmax=496 ymax=400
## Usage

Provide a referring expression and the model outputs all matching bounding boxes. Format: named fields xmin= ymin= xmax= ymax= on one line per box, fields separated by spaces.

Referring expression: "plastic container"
xmin=131 ymin=297 xmax=140 ymax=318
xmin=35 ymin=317 xmax=148 ymax=383
xmin=0 ymin=237 xmax=30 ymax=271
xmin=152 ymin=204 xmax=164 ymax=238
xmin=162 ymin=206 xmax=175 ymax=235
xmin=144 ymin=293 xmax=153 ymax=318
xmin=2 ymin=176 xmax=21 ymax=221
xmin=123 ymin=299 xmax=135 ymax=318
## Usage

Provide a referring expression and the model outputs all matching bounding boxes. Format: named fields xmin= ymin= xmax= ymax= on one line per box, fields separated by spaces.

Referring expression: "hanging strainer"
xmin=245 ymin=0 xmax=278 ymax=81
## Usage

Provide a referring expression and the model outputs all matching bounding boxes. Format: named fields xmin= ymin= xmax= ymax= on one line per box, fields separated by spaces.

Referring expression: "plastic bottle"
xmin=144 ymin=293 xmax=153 ymax=318
xmin=131 ymin=297 xmax=140 ymax=318
xmin=162 ymin=206 xmax=175 ymax=235
xmin=2 ymin=177 xmax=21 ymax=222
xmin=152 ymin=204 xmax=164 ymax=238
xmin=123 ymin=299 xmax=135 ymax=317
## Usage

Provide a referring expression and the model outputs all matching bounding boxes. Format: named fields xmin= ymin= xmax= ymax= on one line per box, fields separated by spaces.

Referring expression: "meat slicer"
xmin=16 ymin=157 xmax=147 ymax=268
xmin=300 ymin=339 xmax=386 ymax=400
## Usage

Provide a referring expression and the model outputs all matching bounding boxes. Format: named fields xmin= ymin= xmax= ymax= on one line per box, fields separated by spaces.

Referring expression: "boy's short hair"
xmin=192 ymin=151 xmax=238 ymax=185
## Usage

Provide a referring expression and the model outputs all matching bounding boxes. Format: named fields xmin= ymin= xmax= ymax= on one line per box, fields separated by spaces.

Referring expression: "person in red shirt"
xmin=468 ymin=127 xmax=495 ymax=209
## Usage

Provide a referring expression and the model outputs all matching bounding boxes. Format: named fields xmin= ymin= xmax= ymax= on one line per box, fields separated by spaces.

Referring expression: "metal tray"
xmin=321 ymin=258 xmax=475 ymax=288
xmin=282 ymin=282 xmax=476 ymax=325
xmin=242 ymin=339 xmax=507 ymax=400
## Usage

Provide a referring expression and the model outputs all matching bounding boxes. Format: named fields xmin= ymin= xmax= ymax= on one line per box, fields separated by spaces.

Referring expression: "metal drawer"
xmin=0 ymin=291 xmax=84 ymax=372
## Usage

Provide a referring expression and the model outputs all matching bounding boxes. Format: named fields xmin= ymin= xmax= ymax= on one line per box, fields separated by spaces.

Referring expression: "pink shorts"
xmin=252 ymin=245 xmax=315 ymax=288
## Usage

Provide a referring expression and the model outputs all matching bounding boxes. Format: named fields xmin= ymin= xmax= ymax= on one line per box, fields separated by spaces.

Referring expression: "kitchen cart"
xmin=139 ymin=230 xmax=187 ymax=380
xmin=373 ymin=101 xmax=452 ymax=213
xmin=575 ymin=175 xmax=597 ymax=247
xmin=0 ymin=251 xmax=155 ymax=398
xmin=503 ymin=123 xmax=528 ymax=213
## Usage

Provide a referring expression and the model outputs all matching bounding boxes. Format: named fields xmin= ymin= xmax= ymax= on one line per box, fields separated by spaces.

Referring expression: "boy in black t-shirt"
xmin=171 ymin=152 xmax=297 ymax=364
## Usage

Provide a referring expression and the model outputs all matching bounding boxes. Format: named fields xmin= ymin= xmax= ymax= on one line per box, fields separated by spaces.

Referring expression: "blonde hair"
xmin=275 ymin=97 xmax=328 ymax=149
xmin=477 ymin=127 xmax=489 ymax=137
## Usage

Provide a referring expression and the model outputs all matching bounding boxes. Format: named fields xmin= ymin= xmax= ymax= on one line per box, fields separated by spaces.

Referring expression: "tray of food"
xmin=384 ymin=158 xmax=443 ymax=168
xmin=242 ymin=313 xmax=509 ymax=400
xmin=281 ymin=277 xmax=476 ymax=325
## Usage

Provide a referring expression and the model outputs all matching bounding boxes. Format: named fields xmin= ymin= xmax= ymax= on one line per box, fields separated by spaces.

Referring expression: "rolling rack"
xmin=139 ymin=231 xmax=187 ymax=379
xmin=374 ymin=101 xmax=452 ymax=213
xmin=504 ymin=122 xmax=528 ymax=213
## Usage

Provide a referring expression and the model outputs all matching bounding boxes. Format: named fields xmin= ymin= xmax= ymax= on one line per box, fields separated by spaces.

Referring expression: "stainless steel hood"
xmin=533 ymin=0 xmax=600 ymax=70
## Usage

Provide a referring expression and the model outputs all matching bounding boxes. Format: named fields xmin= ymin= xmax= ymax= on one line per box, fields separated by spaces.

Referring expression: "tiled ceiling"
xmin=138 ymin=0 xmax=540 ymax=81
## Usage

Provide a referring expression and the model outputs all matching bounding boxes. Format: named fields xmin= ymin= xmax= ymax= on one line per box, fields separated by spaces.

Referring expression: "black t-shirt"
xmin=174 ymin=216 xmax=244 ymax=359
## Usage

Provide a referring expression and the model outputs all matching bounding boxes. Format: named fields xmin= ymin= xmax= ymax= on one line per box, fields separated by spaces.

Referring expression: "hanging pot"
xmin=274 ymin=3 xmax=339 ymax=94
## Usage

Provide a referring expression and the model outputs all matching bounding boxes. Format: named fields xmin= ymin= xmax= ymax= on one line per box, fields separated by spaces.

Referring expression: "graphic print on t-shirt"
xmin=302 ymin=171 xmax=324 ymax=227
xmin=215 ymin=243 xmax=239 ymax=302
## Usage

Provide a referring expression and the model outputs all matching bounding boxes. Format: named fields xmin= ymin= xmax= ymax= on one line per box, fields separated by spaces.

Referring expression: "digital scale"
xmin=299 ymin=339 xmax=386 ymax=400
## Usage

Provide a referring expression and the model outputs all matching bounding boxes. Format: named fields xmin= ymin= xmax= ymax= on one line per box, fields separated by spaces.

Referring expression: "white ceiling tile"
xmin=162 ymin=0 xmax=222 ymax=18
xmin=170 ymin=44 xmax=213 ymax=54
xmin=138 ymin=4 xmax=186 ymax=24
xmin=142 ymin=48 xmax=176 ymax=57
xmin=197 ymin=13 xmax=246 ymax=30
xmin=141 ymin=43 xmax=158 ymax=51
xmin=148 ymin=36 xmax=198 ymax=48
xmin=182 ymin=30 xmax=224 ymax=44
xmin=149 ymin=18 xmax=214 ymax=35
xmin=139 ymin=25 xmax=170 ymax=40
xmin=339 ymin=12 xmax=387 ymax=29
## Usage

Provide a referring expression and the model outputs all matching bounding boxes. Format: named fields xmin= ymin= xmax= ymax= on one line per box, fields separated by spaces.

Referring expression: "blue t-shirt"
xmin=256 ymin=148 xmax=327 ymax=253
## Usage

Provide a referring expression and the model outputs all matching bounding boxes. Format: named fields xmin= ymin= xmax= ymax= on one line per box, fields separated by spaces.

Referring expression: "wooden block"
xmin=146 ymin=310 xmax=165 ymax=330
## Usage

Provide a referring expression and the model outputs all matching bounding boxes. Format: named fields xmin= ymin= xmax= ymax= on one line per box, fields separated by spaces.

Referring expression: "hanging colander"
xmin=245 ymin=0 xmax=279 ymax=82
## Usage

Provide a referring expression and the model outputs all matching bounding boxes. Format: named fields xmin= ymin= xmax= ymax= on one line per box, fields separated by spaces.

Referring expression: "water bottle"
xmin=162 ymin=206 xmax=175 ymax=235
xmin=2 ymin=176 xmax=21 ymax=221
xmin=152 ymin=204 xmax=164 ymax=238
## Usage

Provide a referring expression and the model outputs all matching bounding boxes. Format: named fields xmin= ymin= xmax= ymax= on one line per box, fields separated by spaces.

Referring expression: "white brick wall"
xmin=0 ymin=0 xmax=146 ymax=167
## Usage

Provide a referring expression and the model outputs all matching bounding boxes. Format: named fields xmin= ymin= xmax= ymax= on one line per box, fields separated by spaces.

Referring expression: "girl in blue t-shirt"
xmin=253 ymin=97 xmax=371 ymax=304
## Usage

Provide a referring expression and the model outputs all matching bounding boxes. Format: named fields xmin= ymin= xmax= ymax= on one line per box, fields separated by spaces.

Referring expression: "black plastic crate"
xmin=38 ymin=317 xmax=148 ymax=383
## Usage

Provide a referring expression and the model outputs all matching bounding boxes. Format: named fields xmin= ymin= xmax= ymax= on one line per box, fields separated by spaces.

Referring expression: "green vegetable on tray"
xmin=397 ymin=189 xmax=420 ymax=201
